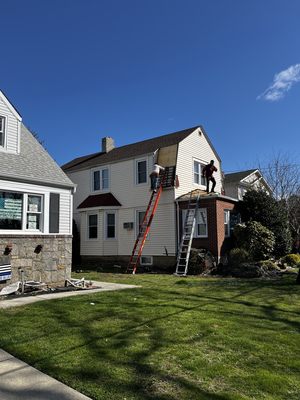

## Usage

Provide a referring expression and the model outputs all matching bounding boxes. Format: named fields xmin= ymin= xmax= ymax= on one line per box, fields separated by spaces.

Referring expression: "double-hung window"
xmin=136 ymin=210 xmax=146 ymax=236
xmin=88 ymin=214 xmax=98 ymax=239
xmin=224 ymin=210 xmax=230 ymax=237
xmin=26 ymin=195 xmax=43 ymax=230
xmin=196 ymin=209 xmax=208 ymax=237
xmin=136 ymin=160 xmax=147 ymax=184
xmin=193 ymin=160 xmax=206 ymax=186
xmin=93 ymin=168 xmax=109 ymax=191
xmin=0 ymin=116 xmax=5 ymax=147
xmin=182 ymin=208 xmax=208 ymax=238
xmin=106 ymin=212 xmax=116 ymax=239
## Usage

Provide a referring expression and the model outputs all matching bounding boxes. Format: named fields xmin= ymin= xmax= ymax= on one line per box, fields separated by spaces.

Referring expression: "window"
xmin=136 ymin=160 xmax=147 ymax=184
xmin=88 ymin=214 xmax=98 ymax=239
xmin=0 ymin=191 xmax=23 ymax=230
xmin=196 ymin=209 xmax=208 ymax=237
xmin=140 ymin=256 xmax=153 ymax=265
xmin=224 ymin=210 xmax=230 ymax=237
xmin=238 ymin=186 xmax=247 ymax=200
xmin=136 ymin=210 xmax=146 ymax=235
xmin=182 ymin=208 xmax=208 ymax=238
xmin=0 ymin=116 xmax=5 ymax=147
xmin=93 ymin=168 xmax=109 ymax=191
xmin=193 ymin=160 xmax=206 ymax=186
xmin=106 ymin=212 xmax=116 ymax=238
xmin=26 ymin=195 xmax=43 ymax=230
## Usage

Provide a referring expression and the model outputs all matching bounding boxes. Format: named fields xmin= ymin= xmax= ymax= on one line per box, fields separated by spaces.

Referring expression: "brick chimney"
xmin=102 ymin=137 xmax=115 ymax=153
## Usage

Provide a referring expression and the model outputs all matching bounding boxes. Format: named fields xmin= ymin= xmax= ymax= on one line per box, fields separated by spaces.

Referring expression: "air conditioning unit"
xmin=123 ymin=222 xmax=134 ymax=230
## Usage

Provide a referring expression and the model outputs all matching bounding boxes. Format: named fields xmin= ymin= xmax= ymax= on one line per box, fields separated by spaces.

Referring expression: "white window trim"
xmin=87 ymin=212 xmax=98 ymax=240
xmin=182 ymin=208 xmax=208 ymax=238
xmin=0 ymin=190 xmax=44 ymax=233
xmin=91 ymin=166 xmax=110 ymax=193
xmin=224 ymin=209 xmax=230 ymax=237
xmin=104 ymin=211 xmax=117 ymax=240
xmin=135 ymin=158 xmax=148 ymax=185
xmin=25 ymin=194 xmax=44 ymax=232
xmin=0 ymin=115 xmax=7 ymax=150
xmin=140 ymin=256 xmax=153 ymax=265
xmin=135 ymin=209 xmax=150 ymax=239
xmin=193 ymin=158 xmax=207 ymax=187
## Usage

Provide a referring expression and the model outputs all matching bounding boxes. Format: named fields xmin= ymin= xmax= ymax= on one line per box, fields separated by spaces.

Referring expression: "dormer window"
xmin=0 ymin=116 xmax=5 ymax=147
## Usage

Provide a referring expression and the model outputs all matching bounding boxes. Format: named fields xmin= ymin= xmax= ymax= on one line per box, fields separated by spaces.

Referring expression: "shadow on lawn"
xmin=2 ymin=278 xmax=299 ymax=400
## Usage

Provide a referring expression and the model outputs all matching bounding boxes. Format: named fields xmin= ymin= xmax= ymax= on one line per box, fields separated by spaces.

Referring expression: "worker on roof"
xmin=202 ymin=160 xmax=217 ymax=194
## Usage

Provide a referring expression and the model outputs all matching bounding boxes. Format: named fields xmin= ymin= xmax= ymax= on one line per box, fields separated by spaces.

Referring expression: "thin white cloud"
xmin=257 ymin=63 xmax=300 ymax=101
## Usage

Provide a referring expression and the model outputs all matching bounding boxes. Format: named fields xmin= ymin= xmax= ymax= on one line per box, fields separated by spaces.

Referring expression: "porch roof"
xmin=176 ymin=189 xmax=237 ymax=203
xmin=77 ymin=193 xmax=122 ymax=209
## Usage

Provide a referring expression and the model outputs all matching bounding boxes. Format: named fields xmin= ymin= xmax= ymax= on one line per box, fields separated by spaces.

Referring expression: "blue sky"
xmin=1 ymin=0 xmax=300 ymax=172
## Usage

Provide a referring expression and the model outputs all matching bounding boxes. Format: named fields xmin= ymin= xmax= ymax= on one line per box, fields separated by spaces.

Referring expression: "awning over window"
xmin=77 ymin=193 xmax=121 ymax=209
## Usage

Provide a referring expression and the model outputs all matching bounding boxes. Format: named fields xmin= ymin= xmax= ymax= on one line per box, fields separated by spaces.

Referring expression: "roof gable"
xmin=0 ymin=124 xmax=74 ymax=188
xmin=225 ymin=169 xmax=258 ymax=184
xmin=0 ymin=91 xmax=22 ymax=121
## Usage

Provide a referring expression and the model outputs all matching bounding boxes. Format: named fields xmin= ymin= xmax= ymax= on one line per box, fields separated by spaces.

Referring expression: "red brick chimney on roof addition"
xmin=102 ymin=137 xmax=115 ymax=153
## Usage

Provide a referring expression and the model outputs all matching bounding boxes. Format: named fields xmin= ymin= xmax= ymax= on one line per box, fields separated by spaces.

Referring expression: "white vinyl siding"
xmin=0 ymin=95 xmax=20 ymax=154
xmin=0 ymin=179 xmax=72 ymax=235
xmin=175 ymin=128 xmax=222 ymax=197
xmin=68 ymin=153 xmax=176 ymax=257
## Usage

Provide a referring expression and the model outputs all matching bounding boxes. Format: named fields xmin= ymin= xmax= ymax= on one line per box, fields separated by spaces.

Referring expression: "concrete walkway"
xmin=0 ymin=281 xmax=139 ymax=398
xmin=0 ymin=349 xmax=92 ymax=400
xmin=0 ymin=281 xmax=139 ymax=309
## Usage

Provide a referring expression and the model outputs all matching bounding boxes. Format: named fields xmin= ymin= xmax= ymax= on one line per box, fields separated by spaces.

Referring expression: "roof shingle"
xmin=77 ymin=193 xmax=121 ymax=209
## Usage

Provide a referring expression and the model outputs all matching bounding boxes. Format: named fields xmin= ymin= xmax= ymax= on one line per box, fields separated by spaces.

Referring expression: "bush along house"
xmin=0 ymin=90 xmax=75 ymax=288
xmin=62 ymin=125 xmax=239 ymax=272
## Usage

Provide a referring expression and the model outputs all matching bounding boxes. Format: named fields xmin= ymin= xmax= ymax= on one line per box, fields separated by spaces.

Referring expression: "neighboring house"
xmin=224 ymin=169 xmax=271 ymax=200
xmin=0 ymin=91 xmax=75 ymax=287
xmin=62 ymin=125 xmax=238 ymax=268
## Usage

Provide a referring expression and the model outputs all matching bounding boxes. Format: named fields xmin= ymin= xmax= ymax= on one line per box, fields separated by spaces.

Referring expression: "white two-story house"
xmin=0 ymin=90 xmax=75 ymax=286
xmin=63 ymin=126 xmax=237 ymax=269
xmin=224 ymin=169 xmax=271 ymax=200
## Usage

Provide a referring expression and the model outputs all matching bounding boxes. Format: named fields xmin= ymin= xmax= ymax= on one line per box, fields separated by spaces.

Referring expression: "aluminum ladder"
xmin=175 ymin=190 xmax=200 ymax=276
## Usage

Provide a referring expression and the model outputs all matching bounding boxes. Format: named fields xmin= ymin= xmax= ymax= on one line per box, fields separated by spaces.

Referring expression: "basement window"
xmin=140 ymin=256 xmax=153 ymax=265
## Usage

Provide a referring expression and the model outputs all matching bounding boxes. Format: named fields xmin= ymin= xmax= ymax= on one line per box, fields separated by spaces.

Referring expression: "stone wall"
xmin=0 ymin=235 xmax=72 ymax=288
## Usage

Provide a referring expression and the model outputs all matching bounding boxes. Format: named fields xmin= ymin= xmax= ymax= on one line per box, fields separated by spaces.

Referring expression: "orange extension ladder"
xmin=127 ymin=171 xmax=167 ymax=274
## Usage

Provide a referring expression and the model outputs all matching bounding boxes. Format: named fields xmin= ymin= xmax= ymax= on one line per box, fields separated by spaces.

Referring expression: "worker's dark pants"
xmin=150 ymin=173 xmax=159 ymax=191
xmin=206 ymin=176 xmax=216 ymax=193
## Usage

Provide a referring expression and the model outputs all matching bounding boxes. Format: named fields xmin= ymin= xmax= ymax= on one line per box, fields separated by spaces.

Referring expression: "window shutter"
xmin=49 ymin=193 xmax=60 ymax=233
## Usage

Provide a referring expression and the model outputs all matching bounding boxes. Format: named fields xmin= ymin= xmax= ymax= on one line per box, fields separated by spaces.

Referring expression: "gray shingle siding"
xmin=0 ymin=124 xmax=75 ymax=189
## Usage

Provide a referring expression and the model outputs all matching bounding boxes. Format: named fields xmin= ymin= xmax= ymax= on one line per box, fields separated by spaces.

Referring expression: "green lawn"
xmin=0 ymin=273 xmax=299 ymax=400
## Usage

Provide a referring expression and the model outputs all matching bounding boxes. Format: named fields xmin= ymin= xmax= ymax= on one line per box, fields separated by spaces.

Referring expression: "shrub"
xmin=233 ymin=221 xmax=275 ymax=261
xmin=281 ymin=253 xmax=300 ymax=266
xmin=229 ymin=248 xmax=250 ymax=268
xmin=257 ymin=260 xmax=278 ymax=271
xmin=237 ymin=190 xmax=292 ymax=257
